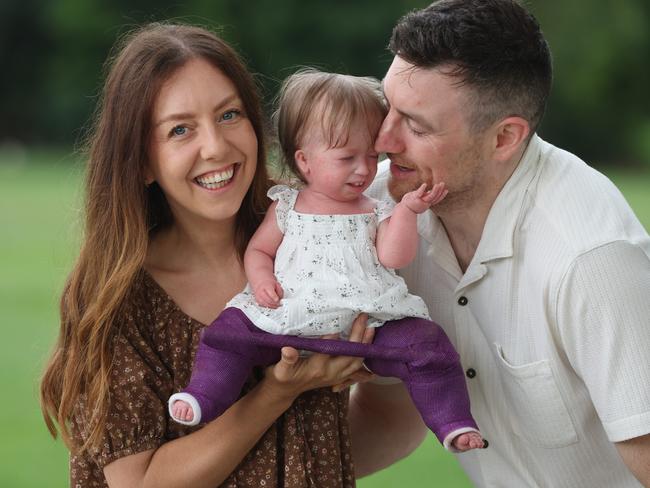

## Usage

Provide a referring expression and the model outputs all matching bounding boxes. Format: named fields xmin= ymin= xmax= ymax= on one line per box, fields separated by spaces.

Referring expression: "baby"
xmin=169 ymin=69 xmax=484 ymax=452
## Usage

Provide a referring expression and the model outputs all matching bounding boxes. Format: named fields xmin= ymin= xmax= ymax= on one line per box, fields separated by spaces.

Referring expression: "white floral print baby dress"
xmin=227 ymin=185 xmax=430 ymax=336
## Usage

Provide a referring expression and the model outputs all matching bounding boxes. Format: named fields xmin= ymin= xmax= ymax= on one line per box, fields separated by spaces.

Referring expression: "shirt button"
xmin=458 ymin=296 xmax=468 ymax=306
xmin=466 ymin=368 xmax=476 ymax=378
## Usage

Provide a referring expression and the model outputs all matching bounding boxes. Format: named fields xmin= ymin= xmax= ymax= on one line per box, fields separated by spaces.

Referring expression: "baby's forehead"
xmin=299 ymin=109 xmax=383 ymax=147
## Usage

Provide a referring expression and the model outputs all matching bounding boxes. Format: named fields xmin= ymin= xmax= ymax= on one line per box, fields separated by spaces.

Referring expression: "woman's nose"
xmin=374 ymin=112 xmax=405 ymax=155
xmin=200 ymin=125 xmax=229 ymax=161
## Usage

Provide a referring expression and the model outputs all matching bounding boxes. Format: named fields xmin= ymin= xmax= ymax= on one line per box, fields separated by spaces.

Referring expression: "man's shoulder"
xmin=529 ymin=139 xmax=647 ymax=254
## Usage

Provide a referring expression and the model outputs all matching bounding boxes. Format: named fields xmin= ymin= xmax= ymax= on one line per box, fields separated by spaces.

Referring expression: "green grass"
xmin=2 ymin=151 xmax=648 ymax=487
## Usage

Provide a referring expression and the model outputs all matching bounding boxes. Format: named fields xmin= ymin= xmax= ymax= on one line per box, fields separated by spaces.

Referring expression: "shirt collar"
xmin=418 ymin=135 xmax=543 ymax=279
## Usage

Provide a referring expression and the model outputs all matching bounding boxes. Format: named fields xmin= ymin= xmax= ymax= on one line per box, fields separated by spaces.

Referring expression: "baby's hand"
xmin=171 ymin=399 xmax=195 ymax=423
xmin=452 ymin=431 xmax=486 ymax=452
xmin=253 ymin=279 xmax=284 ymax=308
xmin=401 ymin=182 xmax=448 ymax=214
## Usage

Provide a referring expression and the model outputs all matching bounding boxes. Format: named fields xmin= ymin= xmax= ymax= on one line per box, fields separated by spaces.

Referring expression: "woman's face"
xmin=147 ymin=58 xmax=258 ymax=229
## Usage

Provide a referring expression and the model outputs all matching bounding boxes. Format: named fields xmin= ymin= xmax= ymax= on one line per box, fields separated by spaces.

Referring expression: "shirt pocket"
xmin=493 ymin=343 xmax=578 ymax=448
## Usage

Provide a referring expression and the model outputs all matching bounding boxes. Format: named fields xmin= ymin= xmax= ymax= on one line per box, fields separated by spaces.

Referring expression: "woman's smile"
xmin=194 ymin=163 xmax=239 ymax=191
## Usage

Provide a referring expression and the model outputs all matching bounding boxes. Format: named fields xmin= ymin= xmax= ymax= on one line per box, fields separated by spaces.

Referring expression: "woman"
xmin=39 ymin=23 xmax=386 ymax=488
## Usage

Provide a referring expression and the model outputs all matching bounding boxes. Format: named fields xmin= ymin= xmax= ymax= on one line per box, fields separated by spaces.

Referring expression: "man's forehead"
xmin=383 ymin=59 xmax=467 ymax=104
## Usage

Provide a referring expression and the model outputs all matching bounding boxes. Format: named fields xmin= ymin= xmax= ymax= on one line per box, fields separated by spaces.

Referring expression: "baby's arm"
xmin=244 ymin=201 xmax=285 ymax=308
xmin=376 ymin=183 xmax=447 ymax=269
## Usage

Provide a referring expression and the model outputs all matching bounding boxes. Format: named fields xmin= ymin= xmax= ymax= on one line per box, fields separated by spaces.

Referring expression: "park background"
xmin=1 ymin=0 xmax=649 ymax=486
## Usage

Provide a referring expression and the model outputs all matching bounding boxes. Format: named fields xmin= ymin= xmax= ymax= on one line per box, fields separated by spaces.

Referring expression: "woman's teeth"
xmin=195 ymin=166 xmax=235 ymax=189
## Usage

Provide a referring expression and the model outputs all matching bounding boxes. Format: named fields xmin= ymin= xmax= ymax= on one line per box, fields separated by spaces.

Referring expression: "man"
xmin=363 ymin=0 xmax=650 ymax=486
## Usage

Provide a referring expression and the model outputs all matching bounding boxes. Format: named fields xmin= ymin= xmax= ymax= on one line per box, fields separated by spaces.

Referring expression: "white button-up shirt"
xmin=368 ymin=135 xmax=650 ymax=487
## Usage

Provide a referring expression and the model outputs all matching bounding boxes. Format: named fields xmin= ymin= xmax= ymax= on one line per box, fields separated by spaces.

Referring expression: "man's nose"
xmin=374 ymin=112 xmax=404 ymax=154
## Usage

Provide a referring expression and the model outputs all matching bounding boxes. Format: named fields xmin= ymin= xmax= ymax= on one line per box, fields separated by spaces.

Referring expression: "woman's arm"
xmin=104 ymin=374 xmax=295 ymax=488
xmin=104 ymin=324 xmax=371 ymax=488
xmin=376 ymin=183 xmax=447 ymax=269
xmin=244 ymin=201 xmax=285 ymax=307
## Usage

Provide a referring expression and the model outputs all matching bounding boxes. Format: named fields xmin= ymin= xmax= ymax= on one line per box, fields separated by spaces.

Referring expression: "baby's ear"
xmin=295 ymin=149 xmax=310 ymax=178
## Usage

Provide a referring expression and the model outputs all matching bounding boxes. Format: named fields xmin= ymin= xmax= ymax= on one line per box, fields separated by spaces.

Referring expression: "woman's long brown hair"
xmin=40 ymin=23 xmax=270 ymax=454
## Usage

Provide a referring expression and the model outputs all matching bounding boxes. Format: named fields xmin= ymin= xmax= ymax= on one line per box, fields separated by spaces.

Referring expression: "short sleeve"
xmin=556 ymin=240 xmax=650 ymax=442
xmin=72 ymin=323 xmax=168 ymax=468
xmin=374 ymin=198 xmax=395 ymax=223
xmin=268 ymin=184 xmax=298 ymax=233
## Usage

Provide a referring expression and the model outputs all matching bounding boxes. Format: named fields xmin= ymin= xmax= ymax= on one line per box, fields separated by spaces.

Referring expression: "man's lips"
xmin=389 ymin=161 xmax=416 ymax=178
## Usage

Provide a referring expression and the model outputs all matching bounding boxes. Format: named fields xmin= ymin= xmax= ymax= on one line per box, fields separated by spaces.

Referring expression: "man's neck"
xmin=436 ymin=144 xmax=527 ymax=273
xmin=437 ymin=204 xmax=489 ymax=273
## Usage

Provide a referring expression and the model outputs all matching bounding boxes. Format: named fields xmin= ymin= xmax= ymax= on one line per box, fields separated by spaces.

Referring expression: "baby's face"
xmin=297 ymin=120 xmax=380 ymax=202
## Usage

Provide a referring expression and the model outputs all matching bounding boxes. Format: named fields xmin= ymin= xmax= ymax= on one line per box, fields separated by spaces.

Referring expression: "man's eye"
xmin=406 ymin=120 xmax=427 ymax=137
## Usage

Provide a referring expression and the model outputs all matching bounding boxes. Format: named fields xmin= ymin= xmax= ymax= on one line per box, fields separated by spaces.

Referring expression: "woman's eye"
xmin=170 ymin=126 xmax=187 ymax=137
xmin=221 ymin=109 xmax=241 ymax=122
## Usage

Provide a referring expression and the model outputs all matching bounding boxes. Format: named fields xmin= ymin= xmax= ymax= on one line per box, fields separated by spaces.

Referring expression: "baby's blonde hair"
xmin=274 ymin=68 xmax=387 ymax=182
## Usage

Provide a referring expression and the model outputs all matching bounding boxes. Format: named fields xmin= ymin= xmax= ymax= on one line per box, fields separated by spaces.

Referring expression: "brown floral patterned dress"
xmin=69 ymin=270 xmax=355 ymax=487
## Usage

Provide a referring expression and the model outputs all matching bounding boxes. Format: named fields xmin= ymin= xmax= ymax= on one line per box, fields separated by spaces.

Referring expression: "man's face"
xmin=375 ymin=56 xmax=489 ymax=211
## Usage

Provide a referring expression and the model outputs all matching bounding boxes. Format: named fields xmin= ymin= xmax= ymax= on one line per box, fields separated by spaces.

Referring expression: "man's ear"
xmin=493 ymin=116 xmax=530 ymax=162
xmin=295 ymin=149 xmax=310 ymax=178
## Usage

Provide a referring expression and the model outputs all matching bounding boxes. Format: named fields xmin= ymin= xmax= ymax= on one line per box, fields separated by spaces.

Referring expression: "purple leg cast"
xmin=184 ymin=308 xmax=477 ymax=444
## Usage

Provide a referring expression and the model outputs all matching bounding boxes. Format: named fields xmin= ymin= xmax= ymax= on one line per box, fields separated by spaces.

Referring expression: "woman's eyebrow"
xmin=154 ymin=93 xmax=241 ymax=127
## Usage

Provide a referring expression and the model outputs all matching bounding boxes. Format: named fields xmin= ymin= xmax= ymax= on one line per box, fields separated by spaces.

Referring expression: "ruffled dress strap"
xmin=374 ymin=198 xmax=396 ymax=224
xmin=267 ymin=184 xmax=299 ymax=233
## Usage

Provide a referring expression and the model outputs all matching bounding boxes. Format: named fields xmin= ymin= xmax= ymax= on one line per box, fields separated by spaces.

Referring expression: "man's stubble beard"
xmin=387 ymin=145 xmax=486 ymax=215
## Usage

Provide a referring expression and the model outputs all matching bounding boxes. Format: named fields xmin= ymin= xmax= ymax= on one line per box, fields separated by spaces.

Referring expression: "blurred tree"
xmin=0 ymin=0 xmax=54 ymax=144
xmin=1 ymin=0 xmax=648 ymax=165
xmin=531 ymin=0 xmax=650 ymax=166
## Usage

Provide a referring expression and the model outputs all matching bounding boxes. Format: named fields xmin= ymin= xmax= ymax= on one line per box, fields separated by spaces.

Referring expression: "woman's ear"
xmin=144 ymin=165 xmax=155 ymax=186
xmin=295 ymin=149 xmax=310 ymax=178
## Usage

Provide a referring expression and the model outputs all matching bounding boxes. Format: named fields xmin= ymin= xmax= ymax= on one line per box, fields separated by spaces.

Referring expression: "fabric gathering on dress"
xmin=227 ymin=185 xmax=430 ymax=336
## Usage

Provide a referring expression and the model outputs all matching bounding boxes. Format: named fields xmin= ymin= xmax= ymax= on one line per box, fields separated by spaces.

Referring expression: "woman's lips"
xmin=194 ymin=163 xmax=239 ymax=191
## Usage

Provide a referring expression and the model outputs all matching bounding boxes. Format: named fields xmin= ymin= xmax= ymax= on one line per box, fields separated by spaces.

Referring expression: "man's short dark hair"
xmin=390 ymin=0 xmax=552 ymax=133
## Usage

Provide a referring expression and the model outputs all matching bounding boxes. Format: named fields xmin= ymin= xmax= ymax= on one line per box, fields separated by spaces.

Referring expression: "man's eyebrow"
xmin=398 ymin=109 xmax=433 ymax=131
xmin=154 ymin=93 xmax=240 ymax=127
xmin=381 ymin=84 xmax=433 ymax=131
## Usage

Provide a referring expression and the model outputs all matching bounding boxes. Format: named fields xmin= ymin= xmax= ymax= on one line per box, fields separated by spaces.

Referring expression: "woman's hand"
xmin=261 ymin=314 xmax=375 ymax=402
